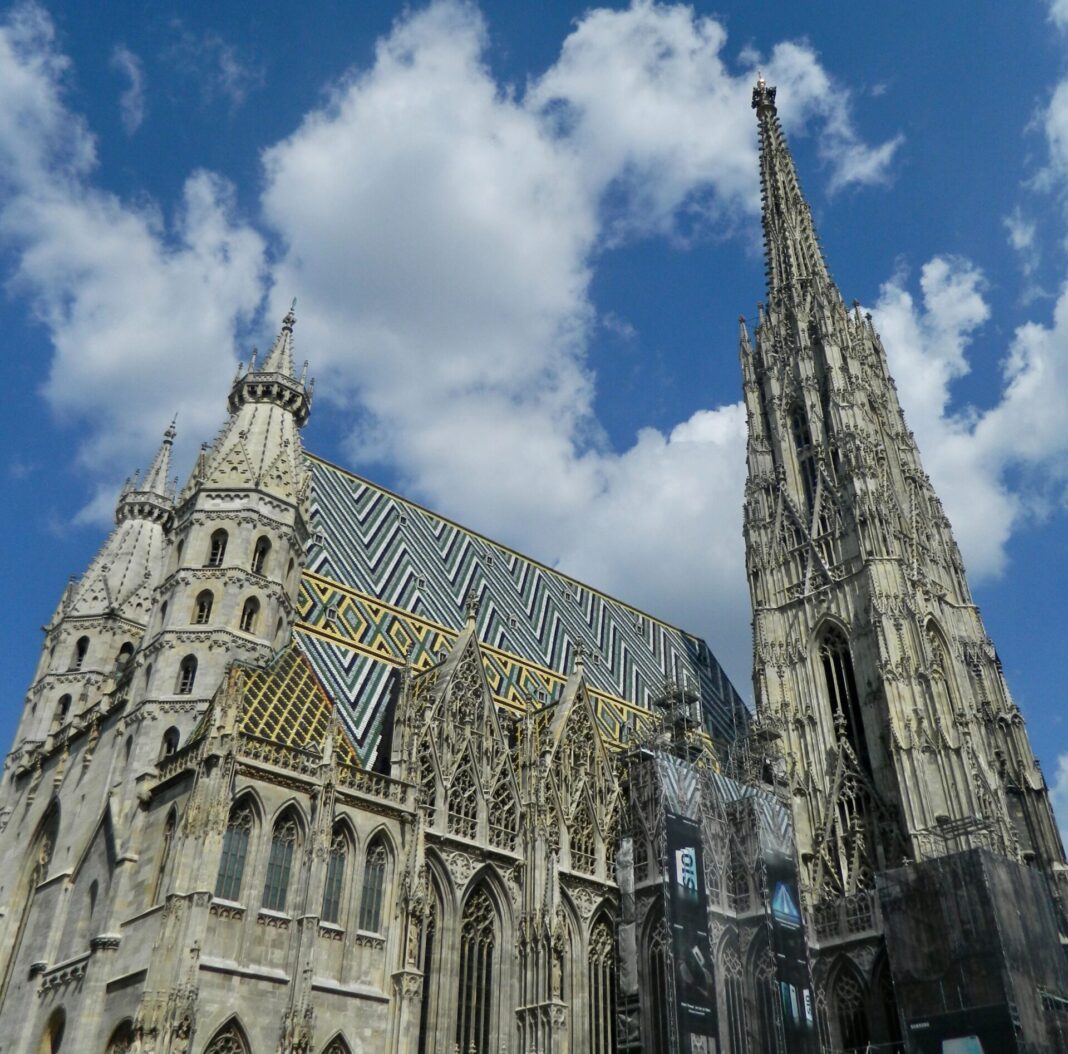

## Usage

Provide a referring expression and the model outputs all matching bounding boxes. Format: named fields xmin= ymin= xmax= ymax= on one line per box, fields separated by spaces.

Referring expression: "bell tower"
xmin=740 ymin=76 xmax=1066 ymax=926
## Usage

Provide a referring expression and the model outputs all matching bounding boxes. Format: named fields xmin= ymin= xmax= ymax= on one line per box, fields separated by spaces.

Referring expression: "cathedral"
xmin=2 ymin=79 xmax=1068 ymax=1054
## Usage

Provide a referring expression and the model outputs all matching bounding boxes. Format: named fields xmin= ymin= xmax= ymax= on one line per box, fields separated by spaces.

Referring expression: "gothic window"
xmin=456 ymin=887 xmax=497 ymax=1054
xmin=320 ymin=1039 xmax=352 ymax=1054
xmin=207 ymin=529 xmax=228 ymax=567
xmin=116 ymin=641 xmax=134 ymax=667
xmin=448 ymin=764 xmax=478 ymax=839
xmin=417 ymin=896 xmax=438 ymax=1054
xmin=160 ymin=726 xmax=180 ymax=759
xmin=570 ymin=805 xmax=596 ymax=874
xmin=322 ymin=828 xmax=348 ymax=925
xmin=728 ymin=855 xmax=750 ymax=912
xmin=263 ymin=814 xmax=300 ymax=912
xmin=251 ymin=536 xmax=271 ymax=575
xmin=194 ymin=590 xmax=214 ymax=624
xmin=833 ymin=967 xmax=870 ymax=1053
xmin=70 ymin=635 xmax=89 ymax=671
xmin=588 ymin=916 xmax=617 ymax=1054
xmin=175 ymin=655 xmax=197 ymax=695
xmin=488 ymin=780 xmax=518 ymax=851
xmin=790 ymin=403 xmax=818 ymax=512
xmin=36 ymin=1009 xmax=65 ymax=1054
xmin=721 ymin=942 xmax=749 ymax=1054
xmin=647 ymin=917 xmax=671 ymax=1054
xmin=152 ymin=809 xmax=177 ymax=905
xmin=215 ymin=802 xmax=254 ymax=901
xmin=751 ymin=939 xmax=782 ymax=1052
xmin=926 ymin=624 xmax=955 ymax=726
xmin=202 ymin=1021 xmax=250 ymax=1054
xmin=55 ymin=694 xmax=71 ymax=725
xmin=239 ymin=597 xmax=260 ymax=633
xmin=358 ymin=839 xmax=388 ymax=932
xmin=819 ymin=627 xmax=871 ymax=775
xmin=104 ymin=1019 xmax=134 ymax=1054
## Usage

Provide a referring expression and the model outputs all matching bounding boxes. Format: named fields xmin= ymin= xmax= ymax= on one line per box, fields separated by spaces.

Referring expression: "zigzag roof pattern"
xmin=295 ymin=453 xmax=750 ymax=766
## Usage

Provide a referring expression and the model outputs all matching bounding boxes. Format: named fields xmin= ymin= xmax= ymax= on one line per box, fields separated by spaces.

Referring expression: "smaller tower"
xmin=137 ymin=307 xmax=313 ymax=762
xmin=13 ymin=422 xmax=177 ymax=752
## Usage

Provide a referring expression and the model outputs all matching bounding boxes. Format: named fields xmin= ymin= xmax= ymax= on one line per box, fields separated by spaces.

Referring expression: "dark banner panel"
xmin=763 ymin=850 xmax=818 ymax=1051
xmin=665 ymin=812 xmax=719 ymax=1054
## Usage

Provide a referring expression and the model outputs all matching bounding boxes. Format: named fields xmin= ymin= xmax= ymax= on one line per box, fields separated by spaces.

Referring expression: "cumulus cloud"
xmin=1050 ymin=753 xmax=1068 ymax=846
xmin=873 ymin=254 xmax=1068 ymax=581
xmin=0 ymin=0 xmax=901 ymax=686
xmin=0 ymin=4 xmax=265 ymax=514
xmin=109 ymin=44 xmax=145 ymax=134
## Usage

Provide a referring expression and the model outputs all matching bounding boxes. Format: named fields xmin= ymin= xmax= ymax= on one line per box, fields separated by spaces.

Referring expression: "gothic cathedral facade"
xmin=0 ymin=81 xmax=1066 ymax=1054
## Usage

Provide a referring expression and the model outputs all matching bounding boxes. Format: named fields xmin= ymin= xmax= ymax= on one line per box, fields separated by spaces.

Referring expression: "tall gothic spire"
xmin=752 ymin=75 xmax=832 ymax=303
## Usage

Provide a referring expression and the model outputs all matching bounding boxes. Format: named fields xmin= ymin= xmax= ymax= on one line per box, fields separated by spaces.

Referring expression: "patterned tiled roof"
xmin=295 ymin=454 xmax=750 ymax=766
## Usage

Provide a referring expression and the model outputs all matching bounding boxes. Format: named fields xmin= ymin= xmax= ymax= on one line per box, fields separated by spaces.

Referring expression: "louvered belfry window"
xmin=215 ymin=804 xmax=253 ymax=901
xmin=322 ymin=831 xmax=347 ymax=924
xmin=456 ymin=887 xmax=496 ymax=1054
xmin=358 ymin=841 xmax=387 ymax=932
xmin=262 ymin=816 xmax=298 ymax=912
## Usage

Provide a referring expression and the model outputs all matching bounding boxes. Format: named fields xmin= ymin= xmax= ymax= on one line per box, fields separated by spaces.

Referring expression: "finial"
xmin=250 ymin=346 xmax=259 ymax=370
xmin=283 ymin=298 xmax=297 ymax=331
xmin=573 ymin=640 xmax=587 ymax=672
xmin=752 ymin=72 xmax=776 ymax=113
xmin=756 ymin=69 xmax=765 ymax=91
xmin=463 ymin=588 xmax=480 ymax=624
xmin=164 ymin=413 xmax=177 ymax=443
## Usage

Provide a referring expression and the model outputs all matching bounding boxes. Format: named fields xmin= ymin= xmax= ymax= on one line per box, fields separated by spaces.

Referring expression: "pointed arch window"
xmin=588 ymin=917 xmax=617 ymax=1054
xmin=152 ymin=809 xmax=177 ymax=905
xmin=322 ymin=828 xmax=348 ymax=924
xmin=647 ymin=917 xmax=671 ymax=1054
xmin=203 ymin=1021 xmax=250 ymax=1054
xmin=448 ymin=764 xmax=478 ymax=839
xmin=721 ymin=941 xmax=749 ymax=1054
xmin=358 ymin=839 xmax=388 ymax=932
xmin=175 ymin=655 xmax=197 ymax=695
xmin=488 ymin=780 xmax=518 ymax=850
xmin=833 ymin=968 xmax=870 ymax=1053
xmin=105 ymin=1019 xmax=135 ymax=1054
xmin=819 ymin=627 xmax=871 ymax=774
xmin=207 ymin=529 xmax=228 ymax=568
xmin=215 ymin=803 xmax=253 ymax=902
xmin=55 ymin=694 xmax=72 ymax=726
xmin=160 ymin=726 xmax=180 ymax=759
xmin=251 ymin=536 xmax=271 ymax=575
xmin=194 ymin=590 xmax=214 ymax=625
xmin=239 ymin=597 xmax=260 ymax=634
xmin=321 ymin=1039 xmax=352 ymax=1054
xmin=70 ymin=635 xmax=90 ymax=671
xmin=263 ymin=814 xmax=299 ymax=912
xmin=417 ymin=894 xmax=438 ymax=1054
xmin=419 ymin=744 xmax=437 ymax=818
xmin=116 ymin=641 xmax=134 ymax=667
xmin=570 ymin=804 xmax=596 ymax=874
xmin=456 ymin=887 xmax=496 ymax=1054
xmin=790 ymin=403 xmax=818 ymax=512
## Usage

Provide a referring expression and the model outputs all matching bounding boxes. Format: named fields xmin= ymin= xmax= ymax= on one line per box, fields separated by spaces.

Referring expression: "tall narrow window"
xmin=834 ymin=969 xmax=870 ymax=1053
xmin=153 ymin=810 xmax=177 ymax=904
xmin=322 ymin=830 xmax=347 ymax=924
xmin=488 ymin=780 xmax=518 ymax=850
xmin=116 ymin=641 xmax=134 ymax=667
xmin=239 ymin=597 xmax=260 ymax=633
xmin=588 ymin=917 xmax=617 ymax=1054
xmin=203 ymin=1022 xmax=250 ymax=1054
xmin=570 ymin=805 xmax=596 ymax=874
xmin=160 ymin=727 xmax=180 ymax=759
xmin=819 ymin=628 xmax=871 ymax=774
xmin=417 ymin=897 xmax=438 ymax=1053
xmin=215 ymin=804 xmax=253 ymax=901
xmin=647 ymin=919 xmax=671 ymax=1054
xmin=419 ymin=745 xmax=437 ymax=818
xmin=358 ymin=841 xmax=387 ymax=932
xmin=55 ymin=694 xmax=71 ymax=725
xmin=721 ymin=942 xmax=749 ymax=1054
xmin=175 ymin=655 xmax=197 ymax=695
xmin=263 ymin=815 xmax=299 ymax=912
xmin=70 ymin=636 xmax=89 ymax=671
xmin=456 ymin=888 xmax=496 ymax=1054
xmin=251 ymin=536 xmax=271 ymax=575
xmin=194 ymin=590 xmax=213 ymax=625
xmin=790 ymin=404 xmax=818 ymax=512
xmin=105 ymin=1020 xmax=135 ymax=1054
xmin=448 ymin=765 xmax=478 ymax=839
xmin=207 ymin=529 xmax=228 ymax=568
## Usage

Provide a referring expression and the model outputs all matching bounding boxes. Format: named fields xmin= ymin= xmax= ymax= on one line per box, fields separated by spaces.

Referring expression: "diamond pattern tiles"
xmin=295 ymin=454 xmax=750 ymax=766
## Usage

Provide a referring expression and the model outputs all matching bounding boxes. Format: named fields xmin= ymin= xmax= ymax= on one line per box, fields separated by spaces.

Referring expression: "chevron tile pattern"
xmin=295 ymin=454 xmax=750 ymax=766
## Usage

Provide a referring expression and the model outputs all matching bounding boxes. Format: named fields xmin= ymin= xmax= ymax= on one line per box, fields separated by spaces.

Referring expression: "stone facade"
xmin=1 ymin=78 xmax=1066 ymax=1054
xmin=741 ymin=77 xmax=1068 ymax=1051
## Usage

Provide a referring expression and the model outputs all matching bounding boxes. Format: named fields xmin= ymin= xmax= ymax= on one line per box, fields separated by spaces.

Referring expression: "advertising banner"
xmin=763 ymin=849 xmax=818 ymax=1052
xmin=665 ymin=811 xmax=719 ymax=1054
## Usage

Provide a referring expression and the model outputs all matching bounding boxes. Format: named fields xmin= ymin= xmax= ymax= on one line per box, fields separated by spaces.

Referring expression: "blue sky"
xmin=3 ymin=1 xmax=1068 ymax=824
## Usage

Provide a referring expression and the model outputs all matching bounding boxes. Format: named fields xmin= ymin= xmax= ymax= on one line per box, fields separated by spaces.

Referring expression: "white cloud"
xmin=110 ymin=44 xmax=145 ymax=134
xmin=0 ymin=4 xmax=265 ymax=510
xmin=873 ymin=254 xmax=1068 ymax=581
xmin=1005 ymin=206 xmax=1039 ymax=279
xmin=164 ymin=20 xmax=264 ymax=110
xmin=1051 ymin=0 xmax=1068 ymax=30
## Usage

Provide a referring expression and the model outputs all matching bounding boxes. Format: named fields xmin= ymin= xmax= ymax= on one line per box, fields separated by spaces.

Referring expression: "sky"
xmin=3 ymin=1 xmax=1068 ymax=829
